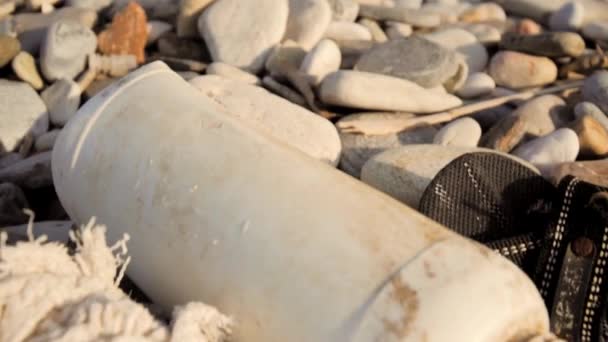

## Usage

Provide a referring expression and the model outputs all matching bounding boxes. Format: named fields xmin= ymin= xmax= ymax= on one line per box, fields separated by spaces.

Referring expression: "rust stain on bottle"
xmin=382 ymin=276 xmax=419 ymax=339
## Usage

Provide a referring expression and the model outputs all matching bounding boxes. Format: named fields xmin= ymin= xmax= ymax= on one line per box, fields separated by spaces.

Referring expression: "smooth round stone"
xmin=40 ymin=20 xmax=97 ymax=81
xmin=512 ymin=128 xmax=579 ymax=174
xmin=459 ymin=2 xmax=506 ymax=23
xmin=433 ymin=117 xmax=482 ymax=147
xmin=488 ymin=51 xmax=557 ymax=89
xmin=157 ymin=33 xmax=207 ymax=60
xmin=571 ymin=114 xmax=608 ymax=158
xmin=0 ymin=35 xmax=20 ymax=68
xmin=354 ymin=36 xmax=461 ymax=88
xmin=395 ymin=0 xmax=421 ymax=8
xmin=284 ymin=0 xmax=332 ymax=50
xmin=323 ymin=21 xmax=372 ymax=41
xmin=198 ymin=0 xmax=289 ymax=73
xmin=338 ymin=125 xmax=437 ymax=177
xmin=422 ymin=28 xmax=488 ymax=73
xmin=582 ymin=70 xmax=608 ymax=114
xmin=360 ymin=145 xmax=535 ymax=208
xmin=189 ymin=75 xmax=341 ymax=165
xmin=319 ymin=70 xmax=463 ymax=113
xmin=463 ymin=23 xmax=501 ymax=44
xmin=264 ymin=40 xmax=307 ymax=77
xmin=335 ymin=112 xmax=416 ymax=136
xmin=574 ymin=101 xmax=608 ymax=132
xmin=582 ymin=21 xmax=608 ymax=41
xmin=357 ymin=18 xmax=387 ymax=43
xmin=206 ymin=62 xmax=260 ymax=85
xmin=176 ymin=0 xmax=214 ymax=38
xmin=300 ymin=39 xmax=341 ymax=86
xmin=327 ymin=0 xmax=359 ymax=22
xmin=146 ymin=20 xmax=172 ymax=46
xmin=499 ymin=32 xmax=585 ymax=58
xmin=0 ymin=80 xmax=48 ymax=152
xmin=514 ymin=95 xmax=569 ymax=138
xmin=420 ymin=3 xmax=469 ymax=25
xmin=385 ymin=21 xmax=412 ymax=39
xmin=546 ymin=159 xmax=608 ymax=187
xmin=11 ymin=51 xmax=44 ymax=90
xmin=549 ymin=1 xmax=584 ymax=31
xmin=480 ymin=114 xmax=527 ymax=153
xmin=40 ymin=78 xmax=81 ymax=126
xmin=456 ymin=72 xmax=495 ymax=98
xmin=511 ymin=18 xmax=543 ymax=35
xmin=34 ymin=128 xmax=60 ymax=152
xmin=65 ymin=0 xmax=112 ymax=11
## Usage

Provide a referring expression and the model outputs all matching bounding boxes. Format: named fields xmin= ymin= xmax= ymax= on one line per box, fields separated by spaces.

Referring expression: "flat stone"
xmin=300 ymin=38 xmax=341 ymax=86
xmin=319 ymin=70 xmax=462 ymax=113
xmin=360 ymin=144 xmax=535 ymax=208
xmin=462 ymin=23 xmax=502 ymax=44
xmin=582 ymin=21 xmax=608 ymax=42
xmin=0 ymin=35 xmax=19 ymax=68
xmin=385 ymin=21 xmax=412 ymax=39
xmin=0 ymin=151 xmax=52 ymax=188
xmin=358 ymin=3 xmax=441 ymax=27
xmin=40 ymin=78 xmax=81 ymax=126
xmin=488 ymin=51 xmax=557 ymax=89
xmin=40 ymin=20 xmax=97 ymax=81
xmin=338 ymin=125 xmax=437 ymax=177
xmin=549 ymin=1 xmax=584 ymax=31
xmin=479 ymin=114 xmax=527 ymax=153
xmin=65 ymin=0 xmax=112 ymax=11
xmin=189 ymin=75 xmax=341 ymax=165
xmin=0 ymin=182 xmax=29 ymax=225
xmin=422 ymin=28 xmax=488 ymax=73
xmin=546 ymin=159 xmax=608 ymax=186
xmin=456 ymin=72 xmax=495 ymax=98
xmin=512 ymin=128 xmax=580 ymax=175
xmin=12 ymin=51 xmax=44 ymax=90
xmin=433 ymin=117 xmax=482 ymax=147
xmin=459 ymin=2 xmax=506 ymax=23
xmin=334 ymin=112 xmax=416 ymax=136
xmin=323 ymin=21 xmax=372 ymax=41
xmin=34 ymin=128 xmax=60 ymax=151
xmin=395 ymin=0 xmax=422 ymax=9
xmin=206 ymin=62 xmax=260 ymax=85
xmin=420 ymin=3 xmax=471 ymax=24
xmin=264 ymin=40 xmax=307 ymax=78
xmin=176 ymin=0 xmax=214 ymax=38
xmin=15 ymin=7 xmax=97 ymax=55
xmin=514 ymin=95 xmax=570 ymax=139
xmin=354 ymin=36 xmax=463 ymax=88
xmin=357 ymin=18 xmax=387 ymax=42
xmin=582 ymin=70 xmax=608 ymax=114
xmin=157 ymin=32 xmax=207 ymax=60
xmin=284 ymin=0 xmax=331 ymax=50
xmin=0 ymin=80 xmax=48 ymax=152
xmin=98 ymin=2 xmax=148 ymax=64
xmin=198 ymin=0 xmax=288 ymax=73
xmin=327 ymin=0 xmax=359 ymax=22
xmin=574 ymin=101 xmax=608 ymax=132
xmin=510 ymin=18 xmax=543 ymax=35
xmin=499 ymin=32 xmax=585 ymax=57
xmin=146 ymin=20 xmax=172 ymax=46
xmin=570 ymin=114 xmax=608 ymax=158
xmin=472 ymin=104 xmax=513 ymax=130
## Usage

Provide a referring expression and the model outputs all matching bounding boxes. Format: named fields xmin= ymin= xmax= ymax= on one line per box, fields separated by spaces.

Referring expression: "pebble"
xmin=582 ymin=21 xmax=608 ymax=42
xmin=319 ymin=70 xmax=463 ymax=113
xmin=499 ymin=32 xmax=585 ymax=58
xmin=511 ymin=18 xmax=542 ymax=35
xmin=488 ymin=51 xmax=558 ymax=89
xmin=571 ymin=114 xmax=608 ymax=158
xmin=323 ymin=21 xmax=372 ymax=41
xmin=574 ymin=102 xmax=608 ymax=132
xmin=479 ymin=114 xmax=527 ymax=153
xmin=433 ymin=117 xmax=482 ymax=147
xmin=14 ymin=7 xmax=97 ymax=54
xmin=98 ymin=2 xmax=148 ymax=64
xmin=358 ymin=3 xmax=441 ymax=28
xmin=549 ymin=1 xmax=584 ymax=31
xmin=40 ymin=20 xmax=96 ymax=81
xmin=65 ymin=0 xmax=111 ymax=11
xmin=157 ymin=32 xmax=207 ymax=60
xmin=0 ymin=80 xmax=48 ymax=152
xmin=546 ymin=159 xmax=608 ymax=187
xmin=11 ymin=51 xmax=44 ymax=90
xmin=206 ymin=62 xmax=260 ymax=85
xmin=395 ymin=0 xmax=422 ymax=8
xmin=512 ymin=128 xmax=580 ymax=174
xmin=300 ymin=39 xmax=341 ymax=86
xmin=146 ymin=21 xmax=172 ymax=46
xmin=385 ymin=21 xmax=412 ymax=39
xmin=176 ymin=0 xmax=214 ymax=38
xmin=582 ymin=70 xmax=608 ymax=114
xmin=338 ymin=125 xmax=437 ymax=177
xmin=0 ymin=151 xmax=52 ymax=188
xmin=456 ymin=72 xmax=495 ymax=98
xmin=265 ymin=40 xmax=307 ymax=78
xmin=472 ymin=104 xmax=513 ymax=130
xmin=462 ymin=23 xmax=502 ymax=44
xmin=514 ymin=95 xmax=570 ymax=139
xmin=284 ymin=0 xmax=331 ymax=50
xmin=0 ymin=35 xmax=19 ymax=68
xmin=327 ymin=0 xmax=359 ymax=22
xmin=34 ymin=128 xmax=60 ymax=151
xmin=357 ymin=18 xmax=387 ymax=43
xmin=459 ymin=2 xmax=506 ymax=23
xmin=198 ymin=0 xmax=288 ymax=73
xmin=0 ymin=153 xmax=23 ymax=169
xmin=335 ymin=112 xmax=416 ymax=136
xmin=354 ymin=36 xmax=463 ymax=88
xmin=422 ymin=28 xmax=488 ymax=73
xmin=0 ymin=182 xmax=29 ymax=225
xmin=189 ymin=75 xmax=341 ymax=165
xmin=40 ymin=78 xmax=81 ymax=126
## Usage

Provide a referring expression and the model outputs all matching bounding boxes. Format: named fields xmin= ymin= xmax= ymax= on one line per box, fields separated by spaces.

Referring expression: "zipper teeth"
xmin=540 ymin=178 xmax=579 ymax=298
xmin=496 ymin=239 xmax=540 ymax=257
xmin=581 ymin=225 xmax=608 ymax=342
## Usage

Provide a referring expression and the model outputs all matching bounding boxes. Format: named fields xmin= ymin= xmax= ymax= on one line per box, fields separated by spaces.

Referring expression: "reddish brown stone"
xmin=98 ymin=2 xmax=147 ymax=63
xmin=511 ymin=19 xmax=542 ymax=35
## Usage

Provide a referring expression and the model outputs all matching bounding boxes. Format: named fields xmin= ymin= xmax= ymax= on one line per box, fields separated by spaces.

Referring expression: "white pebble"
xmin=456 ymin=72 xmax=495 ymax=98
xmin=433 ymin=117 xmax=482 ymax=147
xmin=324 ymin=21 xmax=372 ymax=41
xmin=300 ymin=39 xmax=341 ymax=86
